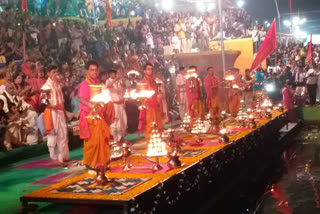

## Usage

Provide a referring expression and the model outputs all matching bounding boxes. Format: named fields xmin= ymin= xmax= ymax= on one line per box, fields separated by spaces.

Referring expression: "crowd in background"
xmin=0 ymin=1 xmax=314 ymax=151
xmin=260 ymin=42 xmax=320 ymax=109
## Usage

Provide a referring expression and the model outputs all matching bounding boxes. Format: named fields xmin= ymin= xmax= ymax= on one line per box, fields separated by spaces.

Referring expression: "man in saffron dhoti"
xmin=176 ymin=66 xmax=188 ymax=120
xmin=204 ymin=66 xmax=221 ymax=115
xmin=42 ymin=65 xmax=69 ymax=166
xmin=185 ymin=66 xmax=205 ymax=124
xmin=105 ymin=69 xmax=127 ymax=142
xmin=138 ymin=63 xmax=163 ymax=142
xmin=78 ymin=61 xmax=112 ymax=168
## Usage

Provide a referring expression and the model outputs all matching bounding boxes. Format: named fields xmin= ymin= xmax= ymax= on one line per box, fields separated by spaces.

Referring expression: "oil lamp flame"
xmin=90 ymin=89 xmax=111 ymax=104
xmin=220 ymin=128 xmax=227 ymax=135
xmin=232 ymin=84 xmax=239 ymax=89
xmin=127 ymin=70 xmax=140 ymax=76
xmin=130 ymin=89 xmax=155 ymax=100
xmin=186 ymin=73 xmax=198 ymax=79
xmin=225 ymin=75 xmax=235 ymax=81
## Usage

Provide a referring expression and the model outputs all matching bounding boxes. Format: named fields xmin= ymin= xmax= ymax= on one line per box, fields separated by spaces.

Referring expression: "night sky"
xmin=243 ymin=0 xmax=320 ymax=33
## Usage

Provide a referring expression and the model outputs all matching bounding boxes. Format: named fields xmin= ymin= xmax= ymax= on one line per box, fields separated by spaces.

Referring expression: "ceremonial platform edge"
xmin=20 ymin=111 xmax=288 ymax=214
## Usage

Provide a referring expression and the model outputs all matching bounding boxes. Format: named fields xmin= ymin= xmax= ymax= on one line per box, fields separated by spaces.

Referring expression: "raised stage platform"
xmin=165 ymin=51 xmax=241 ymax=79
xmin=20 ymin=110 xmax=288 ymax=213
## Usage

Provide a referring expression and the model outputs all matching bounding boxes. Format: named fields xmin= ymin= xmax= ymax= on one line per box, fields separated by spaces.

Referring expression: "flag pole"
xmin=218 ymin=0 xmax=226 ymax=77
xmin=275 ymin=0 xmax=281 ymax=33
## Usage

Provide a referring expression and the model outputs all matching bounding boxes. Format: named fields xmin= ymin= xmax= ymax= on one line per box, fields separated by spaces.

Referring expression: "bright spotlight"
xmin=207 ymin=3 xmax=216 ymax=11
xmin=292 ymin=16 xmax=300 ymax=25
xmin=130 ymin=10 xmax=135 ymax=16
xmin=162 ymin=0 xmax=173 ymax=11
xmin=197 ymin=2 xmax=206 ymax=12
xmin=264 ymin=21 xmax=268 ymax=24
xmin=283 ymin=20 xmax=291 ymax=27
xmin=237 ymin=0 xmax=245 ymax=8
xmin=265 ymin=84 xmax=275 ymax=92
xmin=299 ymin=18 xmax=307 ymax=25
xmin=155 ymin=3 xmax=159 ymax=8
xmin=266 ymin=23 xmax=271 ymax=27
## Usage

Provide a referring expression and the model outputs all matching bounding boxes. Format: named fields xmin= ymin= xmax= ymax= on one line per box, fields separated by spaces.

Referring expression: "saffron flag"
xmin=289 ymin=0 xmax=292 ymax=13
xmin=250 ymin=19 xmax=277 ymax=71
xmin=106 ymin=0 xmax=112 ymax=29
xmin=307 ymin=34 xmax=313 ymax=65
xmin=21 ymin=0 xmax=28 ymax=12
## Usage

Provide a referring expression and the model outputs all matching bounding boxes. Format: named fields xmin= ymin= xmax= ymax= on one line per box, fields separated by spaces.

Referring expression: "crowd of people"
xmin=0 ymin=2 xmax=314 ymax=153
xmin=262 ymin=42 xmax=320 ymax=109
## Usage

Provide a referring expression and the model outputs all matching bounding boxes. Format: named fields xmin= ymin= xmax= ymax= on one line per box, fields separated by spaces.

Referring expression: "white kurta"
xmin=42 ymin=78 xmax=69 ymax=162
xmin=155 ymin=77 xmax=169 ymax=124
xmin=105 ymin=78 xmax=127 ymax=142
xmin=176 ymin=73 xmax=188 ymax=120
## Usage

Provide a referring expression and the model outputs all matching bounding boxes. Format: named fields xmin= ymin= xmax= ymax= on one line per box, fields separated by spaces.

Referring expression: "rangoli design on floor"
xmin=50 ymin=177 xmax=150 ymax=195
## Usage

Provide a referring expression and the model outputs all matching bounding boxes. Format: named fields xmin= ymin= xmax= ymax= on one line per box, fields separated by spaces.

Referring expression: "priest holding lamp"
xmin=78 ymin=61 xmax=113 ymax=169
xmin=186 ymin=66 xmax=205 ymax=125
xmin=138 ymin=63 xmax=164 ymax=142
xmin=204 ymin=66 xmax=221 ymax=115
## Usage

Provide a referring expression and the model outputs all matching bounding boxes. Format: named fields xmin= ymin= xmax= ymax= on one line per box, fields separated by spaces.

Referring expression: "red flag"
xmin=289 ymin=0 xmax=292 ymax=13
xmin=21 ymin=0 xmax=28 ymax=12
xmin=307 ymin=34 xmax=313 ymax=65
xmin=250 ymin=19 xmax=277 ymax=71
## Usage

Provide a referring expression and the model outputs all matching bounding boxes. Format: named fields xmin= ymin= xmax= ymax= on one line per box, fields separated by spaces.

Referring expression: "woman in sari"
xmin=3 ymin=103 xmax=28 ymax=150
xmin=11 ymin=72 xmax=40 ymax=112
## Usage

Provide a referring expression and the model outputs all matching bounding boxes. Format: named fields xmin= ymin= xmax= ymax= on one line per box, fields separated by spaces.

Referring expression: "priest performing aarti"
xmin=138 ymin=63 xmax=164 ymax=142
xmin=204 ymin=66 xmax=221 ymax=116
xmin=105 ymin=69 xmax=127 ymax=142
xmin=78 ymin=61 xmax=112 ymax=168
xmin=185 ymin=66 xmax=205 ymax=125
xmin=226 ymin=68 xmax=245 ymax=117
xmin=176 ymin=66 xmax=189 ymax=120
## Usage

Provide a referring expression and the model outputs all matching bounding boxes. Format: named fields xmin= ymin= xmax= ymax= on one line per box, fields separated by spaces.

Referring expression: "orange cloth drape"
xmin=229 ymin=93 xmax=241 ymax=117
xmin=208 ymin=95 xmax=220 ymax=115
xmin=43 ymin=108 xmax=53 ymax=134
xmin=83 ymin=118 xmax=112 ymax=168
xmin=102 ymin=102 xmax=115 ymax=126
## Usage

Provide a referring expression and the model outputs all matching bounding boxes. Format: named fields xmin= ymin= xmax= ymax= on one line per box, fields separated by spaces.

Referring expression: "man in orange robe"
xmin=186 ymin=66 xmax=205 ymax=124
xmin=78 ymin=61 xmax=113 ymax=168
xmin=204 ymin=66 xmax=221 ymax=115
xmin=138 ymin=63 xmax=163 ymax=142
xmin=228 ymin=69 xmax=245 ymax=117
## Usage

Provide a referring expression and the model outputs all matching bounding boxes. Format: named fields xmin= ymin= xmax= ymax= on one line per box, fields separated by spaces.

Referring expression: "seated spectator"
xmin=3 ymin=103 xmax=28 ymax=150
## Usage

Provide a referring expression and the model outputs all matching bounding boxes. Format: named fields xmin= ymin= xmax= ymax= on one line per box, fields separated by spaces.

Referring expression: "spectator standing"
xmin=282 ymin=80 xmax=296 ymax=122
xmin=252 ymin=25 xmax=259 ymax=53
xmin=306 ymin=63 xmax=319 ymax=106
xmin=259 ymin=27 xmax=266 ymax=49
xmin=174 ymin=19 xmax=186 ymax=53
